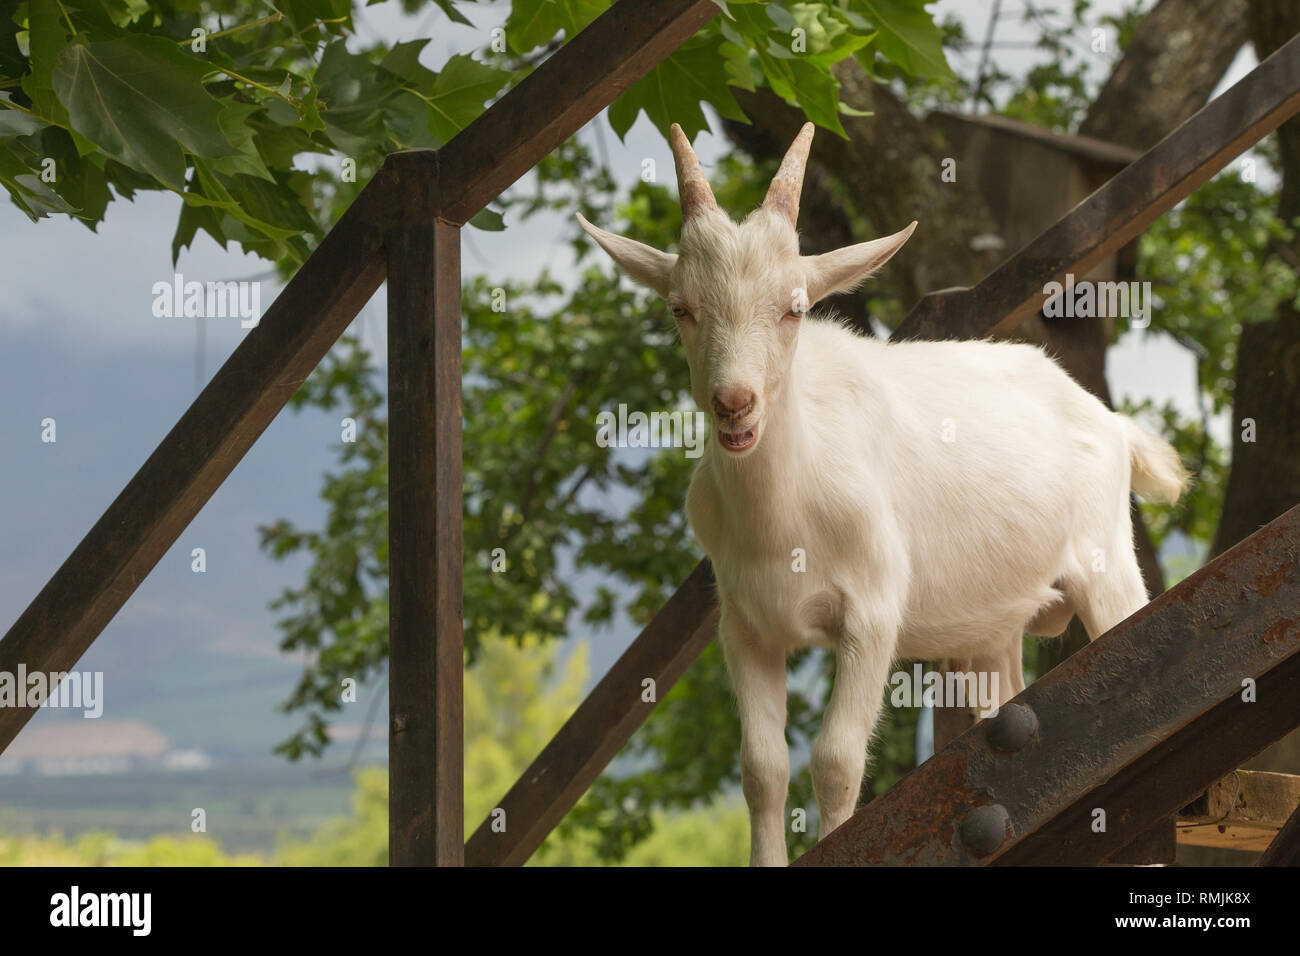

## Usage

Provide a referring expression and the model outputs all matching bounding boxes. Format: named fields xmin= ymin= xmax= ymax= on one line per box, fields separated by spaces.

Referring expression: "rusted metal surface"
xmin=894 ymin=31 xmax=1300 ymax=342
xmin=436 ymin=0 xmax=718 ymax=225
xmin=795 ymin=504 xmax=1300 ymax=866
xmin=387 ymin=157 xmax=464 ymax=866
xmin=465 ymin=560 xmax=718 ymax=866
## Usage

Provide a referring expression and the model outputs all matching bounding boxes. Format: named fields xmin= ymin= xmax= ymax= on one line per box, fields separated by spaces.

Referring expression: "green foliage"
xmin=3 ymin=0 xmax=952 ymax=266
xmin=271 ymin=631 xmax=752 ymax=866
xmin=4 ymin=635 xmax=748 ymax=867
xmin=0 ymin=829 xmax=263 ymax=865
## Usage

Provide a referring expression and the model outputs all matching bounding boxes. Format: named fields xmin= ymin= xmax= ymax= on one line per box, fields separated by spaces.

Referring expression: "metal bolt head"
xmin=986 ymin=702 xmax=1039 ymax=752
xmin=959 ymin=803 xmax=1010 ymax=857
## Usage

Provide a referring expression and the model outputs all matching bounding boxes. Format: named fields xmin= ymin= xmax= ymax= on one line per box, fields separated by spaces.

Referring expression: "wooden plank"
xmin=0 ymin=166 xmax=405 ymax=756
xmin=1176 ymin=771 xmax=1300 ymax=852
xmin=387 ymin=158 xmax=463 ymax=866
xmin=893 ymin=31 xmax=1300 ymax=342
xmin=436 ymin=0 xmax=718 ymax=225
xmin=794 ymin=504 xmax=1300 ymax=866
xmin=465 ymin=560 xmax=718 ymax=866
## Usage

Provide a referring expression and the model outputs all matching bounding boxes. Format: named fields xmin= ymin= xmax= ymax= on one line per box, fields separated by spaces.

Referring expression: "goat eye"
xmin=671 ymin=305 xmax=694 ymax=323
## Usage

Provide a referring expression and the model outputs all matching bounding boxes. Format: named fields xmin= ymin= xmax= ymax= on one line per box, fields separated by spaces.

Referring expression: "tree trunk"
xmin=1079 ymin=0 xmax=1250 ymax=147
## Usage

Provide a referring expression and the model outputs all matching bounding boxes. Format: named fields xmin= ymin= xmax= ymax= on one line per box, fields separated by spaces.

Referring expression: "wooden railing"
xmin=1 ymin=3 xmax=1298 ymax=867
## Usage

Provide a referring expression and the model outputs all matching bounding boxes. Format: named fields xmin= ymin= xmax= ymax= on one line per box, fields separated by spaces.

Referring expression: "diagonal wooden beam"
xmin=465 ymin=560 xmax=718 ymax=866
xmin=894 ymin=30 xmax=1300 ymax=342
xmin=435 ymin=0 xmax=719 ymax=225
xmin=794 ymin=504 xmax=1300 ymax=866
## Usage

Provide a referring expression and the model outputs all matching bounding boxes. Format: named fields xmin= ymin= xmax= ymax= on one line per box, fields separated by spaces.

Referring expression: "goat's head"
xmin=578 ymin=122 xmax=915 ymax=456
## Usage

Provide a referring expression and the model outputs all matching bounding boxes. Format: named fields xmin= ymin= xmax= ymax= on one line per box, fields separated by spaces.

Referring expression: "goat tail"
xmin=1121 ymin=416 xmax=1189 ymax=504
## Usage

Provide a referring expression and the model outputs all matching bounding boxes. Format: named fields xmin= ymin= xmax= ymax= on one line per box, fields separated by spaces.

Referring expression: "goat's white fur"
xmin=577 ymin=126 xmax=1188 ymax=867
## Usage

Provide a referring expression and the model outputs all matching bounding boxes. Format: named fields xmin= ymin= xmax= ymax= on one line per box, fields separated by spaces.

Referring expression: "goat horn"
xmin=669 ymin=123 xmax=718 ymax=220
xmin=763 ymin=122 xmax=815 ymax=226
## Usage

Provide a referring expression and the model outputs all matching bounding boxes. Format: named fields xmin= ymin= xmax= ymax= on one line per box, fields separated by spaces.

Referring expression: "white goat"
xmin=578 ymin=122 xmax=1188 ymax=867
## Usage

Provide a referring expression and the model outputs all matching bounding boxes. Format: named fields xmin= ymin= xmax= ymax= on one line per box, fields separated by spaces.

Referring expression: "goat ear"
xmin=576 ymin=213 xmax=677 ymax=298
xmin=802 ymin=221 xmax=916 ymax=304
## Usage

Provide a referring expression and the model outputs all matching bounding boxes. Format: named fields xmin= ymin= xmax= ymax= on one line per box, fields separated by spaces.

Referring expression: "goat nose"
xmin=712 ymin=388 xmax=755 ymax=420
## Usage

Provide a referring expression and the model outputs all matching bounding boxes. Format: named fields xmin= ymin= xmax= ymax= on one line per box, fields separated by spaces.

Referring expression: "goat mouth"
xmin=718 ymin=425 xmax=758 ymax=452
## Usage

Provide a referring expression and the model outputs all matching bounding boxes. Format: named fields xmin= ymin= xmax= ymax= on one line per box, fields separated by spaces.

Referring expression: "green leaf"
xmin=504 ymin=0 xmax=608 ymax=55
xmin=424 ymin=54 xmax=512 ymax=142
xmin=189 ymin=158 xmax=315 ymax=257
xmin=853 ymin=0 xmax=955 ymax=80
xmin=172 ymin=189 xmax=229 ymax=263
xmin=28 ymin=125 xmax=111 ymax=226
xmin=717 ymin=27 xmax=757 ymax=92
xmin=282 ymin=0 xmax=354 ymax=46
xmin=608 ymin=35 xmax=747 ymax=142
xmin=0 ymin=7 xmax=27 ymax=82
xmin=314 ymin=40 xmax=405 ymax=153
xmin=21 ymin=0 xmax=73 ymax=127
xmin=0 ymin=105 xmax=49 ymax=137
xmin=0 ymin=140 xmax=78 ymax=219
xmin=469 ymin=206 xmax=506 ymax=231
xmin=52 ymin=35 xmax=236 ymax=190
xmin=787 ymin=3 xmax=874 ymax=68
xmin=211 ymin=100 xmax=276 ymax=182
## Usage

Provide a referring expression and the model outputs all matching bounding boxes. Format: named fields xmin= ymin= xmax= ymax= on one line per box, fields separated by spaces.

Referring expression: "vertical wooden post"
xmin=387 ymin=208 xmax=464 ymax=866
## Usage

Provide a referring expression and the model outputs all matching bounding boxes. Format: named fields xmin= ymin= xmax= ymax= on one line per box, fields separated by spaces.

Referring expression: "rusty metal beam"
xmin=894 ymin=31 xmax=1300 ymax=342
xmin=465 ymin=561 xmax=718 ymax=866
xmin=436 ymin=0 xmax=718 ymax=225
xmin=795 ymin=503 xmax=1300 ymax=866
